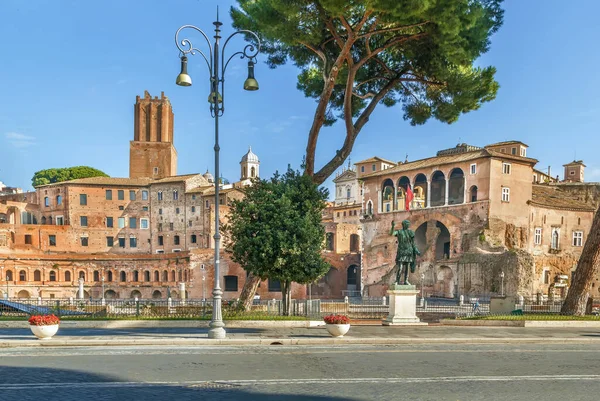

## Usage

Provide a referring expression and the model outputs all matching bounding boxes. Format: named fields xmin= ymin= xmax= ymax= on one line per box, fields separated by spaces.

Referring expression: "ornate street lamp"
xmin=500 ymin=271 xmax=505 ymax=297
xmin=175 ymin=9 xmax=260 ymax=339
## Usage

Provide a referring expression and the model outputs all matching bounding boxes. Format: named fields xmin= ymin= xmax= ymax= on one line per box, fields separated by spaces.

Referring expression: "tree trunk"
xmin=281 ymin=281 xmax=292 ymax=316
xmin=561 ymin=206 xmax=600 ymax=315
xmin=238 ymin=273 xmax=261 ymax=312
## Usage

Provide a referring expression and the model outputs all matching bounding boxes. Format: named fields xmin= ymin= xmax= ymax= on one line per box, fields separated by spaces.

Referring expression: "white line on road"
xmin=3 ymin=375 xmax=600 ymax=390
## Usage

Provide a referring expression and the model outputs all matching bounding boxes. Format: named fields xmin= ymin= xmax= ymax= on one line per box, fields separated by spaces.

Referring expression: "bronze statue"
xmin=390 ymin=220 xmax=420 ymax=285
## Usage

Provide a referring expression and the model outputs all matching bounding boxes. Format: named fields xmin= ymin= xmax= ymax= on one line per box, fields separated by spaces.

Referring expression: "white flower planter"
xmin=325 ymin=323 xmax=350 ymax=337
xmin=30 ymin=324 xmax=59 ymax=340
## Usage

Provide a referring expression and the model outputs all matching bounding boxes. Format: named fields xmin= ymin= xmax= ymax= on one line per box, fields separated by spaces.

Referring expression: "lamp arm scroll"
xmin=175 ymin=25 xmax=214 ymax=77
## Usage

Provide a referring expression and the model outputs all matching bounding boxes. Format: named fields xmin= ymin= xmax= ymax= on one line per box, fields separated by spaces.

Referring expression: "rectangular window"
xmin=502 ymin=163 xmax=511 ymax=174
xmin=176 ymin=207 xmax=180 ymax=214
xmin=140 ymin=218 xmax=149 ymax=229
xmin=192 ymin=194 xmax=196 ymax=200
xmin=534 ymin=228 xmax=542 ymax=245
xmin=543 ymin=270 xmax=550 ymax=284
xmin=372 ymin=164 xmax=376 ymax=172
xmin=130 ymin=237 xmax=137 ymax=248
xmin=268 ymin=279 xmax=281 ymax=292
xmin=573 ymin=231 xmax=583 ymax=247
xmin=106 ymin=190 xmax=112 ymax=200
xmin=511 ymin=147 xmax=517 ymax=155
xmin=118 ymin=237 xmax=126 ymax=248
xmin=57 ymin=195 xmax=62 ymax=205
xmin=191 ymin=234 xmax=197 ymax=244
xmin=158 ymin=236 xmax=164 ymax=246
xmin=174 ymin=235 xmax=180 ymax=245
xmin=188 ymin=220 xmax=192 ymax=227
xmin=142 ymin=206 xmax=149 ymax=212
xmin=158 ymin=223 xmax=163 ymax=232
xmin=25 ymin=234 xmax=32 ymax=245
xmin=191 ymin=206 xmax=196 ymax=213
xmin=156 ymin=249 xmax=164 ymax=254
xmin=470 ymin=164 xmax=477 ymax=175
xmin=142 ymin=190 xmax=148 ymax=200
xmin=56 ymin=216 xmax=64 ymax=225
xmin=106 ymin=236 xmax=114 ymax=247
xmin=501 ymin=187 xmax=510 ymax=202
xmin=129 ymin=190 xmax=136 ymax=201
xmin=159 ymin=208 xmax=162 ymax=215
xmin=49 ymin=235 xmax=56 ymax=246
xmin=173 ymin=190 xmax=179 ymax=200
xmin=44 ymin=197 xmax=50 ymax=207
xmin=206 ymin=200 xmax=209 ymax=208
xmin=118 ymin=190 xmax=124 ymax=200
xmin=153 ymin=167 xmax=159 ymax=175
xmin=129 ymin=217 xmax=137 ymax=229
xmin=106 ymin=217 xmax=113 ymax=228
xmin=224 ymin=275 xmax=238 ymax=292
xmin=169 ymin=222 xmax=174 ymax=231
xmin=118 ymin=217 xmax=125 ymax=228
xmin=81 ymin=237 xmax=88 ymax=247
xmin=80 ymin=216 xmax=88 ymax=227
xmin=119 ymin=206 xmax=124 ymax=210
xmin=361 ymin=166 xmax=365 ymax=173
xmin=520 ymin=148 xmax=526 ymax=157
xmin=80 ymin=194 xmax=87 ymax=205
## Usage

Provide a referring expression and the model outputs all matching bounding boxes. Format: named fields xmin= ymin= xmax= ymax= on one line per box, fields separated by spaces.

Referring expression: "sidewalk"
xmin=2 ymin=325 xmax=600 ymax=347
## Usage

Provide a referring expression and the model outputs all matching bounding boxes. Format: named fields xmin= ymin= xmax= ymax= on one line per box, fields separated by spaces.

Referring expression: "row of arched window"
xmin=2 ymin=269 xmax=190 ymax=283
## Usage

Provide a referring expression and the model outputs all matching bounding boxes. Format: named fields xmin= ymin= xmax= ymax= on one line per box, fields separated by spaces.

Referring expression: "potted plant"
xmin=28 ymin=314 xmax=60 ymax=340
xmin=323 ymin=314 xmax=351 ymax=337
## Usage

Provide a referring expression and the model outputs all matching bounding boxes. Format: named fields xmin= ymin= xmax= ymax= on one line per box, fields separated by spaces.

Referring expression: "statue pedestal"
xmin=383 ymin=285 xmax=426 ymax=326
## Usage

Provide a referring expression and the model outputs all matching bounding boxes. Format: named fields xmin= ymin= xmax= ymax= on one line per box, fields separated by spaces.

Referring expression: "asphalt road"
xmin=2 ymin=343 xmax=600 ymax=400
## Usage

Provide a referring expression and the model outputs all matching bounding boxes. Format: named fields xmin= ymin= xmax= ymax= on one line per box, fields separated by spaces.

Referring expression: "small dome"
xmin=203 ymin=170 xmax=214 ymax=183
xmin=240 ymin=146 xmax=259 ymax=163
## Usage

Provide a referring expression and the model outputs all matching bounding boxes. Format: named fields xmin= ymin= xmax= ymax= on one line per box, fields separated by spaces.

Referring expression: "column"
xmin=78 ymin=278 xmax=84 ymax=300
xmin=426 ymin=181 xmax=431 ymax=208
xmin=463 ymin=178 xmax=468 ymax=203
xmin=392 ymin=184 xmax=397 ymax=211
xmin=444 ymin=179 xmax=449 ymax=206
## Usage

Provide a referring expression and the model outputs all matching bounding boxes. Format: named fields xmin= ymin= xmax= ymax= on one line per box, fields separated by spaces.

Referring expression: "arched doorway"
xmin=435 ymin=222 xmax=451 ymax=260
xmin=104 ymin=290 xmax=117 ymax=299
xmin=414 ymin=174 xmax=427 ymax=208
xmin=396 ymin=176 xmax=410 ymax=210
xmin=381 ymin=179 xmax=394 ymax=213
xmin=437 ymin=266 xmax=454 ymax=298
xmin=448 ymin=168 xmax=465 ymax=204
xmin=347 ymin=265 xmax=359 ymax=292
xmin=152 ymin=290 xmax=162 ymax=299
xmin=430 ymin=171 xmax=445 ymax=207
xmin=470 ymin=186 xmax=478 ymax=202
xmin=131 ymin=290 xmax=142 ymax=299
xmin=17 ymin=290 xmax=30 ymax=299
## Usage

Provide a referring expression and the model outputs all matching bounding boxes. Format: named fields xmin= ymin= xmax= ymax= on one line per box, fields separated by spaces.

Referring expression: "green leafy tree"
xmin=32 ymin=166 xmax=109 ymax=187
xmin=232 ymin=0 xmax=503 ymax=184
xmin=224 ymin=167 xmax=330 ymax=314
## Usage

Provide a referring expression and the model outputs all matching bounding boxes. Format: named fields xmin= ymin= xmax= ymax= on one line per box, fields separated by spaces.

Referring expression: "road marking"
xmin=2 ymin=375 xmax=600 ymax=390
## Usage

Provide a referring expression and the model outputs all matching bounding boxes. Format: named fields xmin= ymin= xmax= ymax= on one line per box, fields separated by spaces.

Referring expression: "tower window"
xmin=153 ymin=167 xmax=159 ymax=175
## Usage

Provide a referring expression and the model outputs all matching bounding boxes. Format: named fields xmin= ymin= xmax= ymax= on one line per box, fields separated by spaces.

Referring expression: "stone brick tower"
xmin=129 ymin=91 xmax=177 ymax=179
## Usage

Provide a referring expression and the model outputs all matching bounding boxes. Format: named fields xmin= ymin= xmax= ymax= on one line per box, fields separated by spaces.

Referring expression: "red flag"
xmin=405 ymin=183 xmax=414 ymax=211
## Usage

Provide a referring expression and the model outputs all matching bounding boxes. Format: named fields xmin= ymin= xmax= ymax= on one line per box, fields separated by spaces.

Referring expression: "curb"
xmin=440 ymin=319 xmax=600 ymax=328
xmin=2 ymin=336 xmax=600 ymax=348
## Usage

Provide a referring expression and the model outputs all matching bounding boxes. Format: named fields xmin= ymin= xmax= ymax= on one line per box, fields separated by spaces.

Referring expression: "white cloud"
xmin=4 ymin=132 xmax=36 ymax=148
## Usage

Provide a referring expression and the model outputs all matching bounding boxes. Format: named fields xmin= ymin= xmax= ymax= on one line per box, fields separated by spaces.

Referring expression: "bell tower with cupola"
xmin=240 ymin=146 xmax=260 ymax=181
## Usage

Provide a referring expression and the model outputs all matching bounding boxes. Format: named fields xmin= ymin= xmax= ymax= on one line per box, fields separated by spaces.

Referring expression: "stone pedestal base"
xmin=383 ymin=285 xmax=426 ymax=326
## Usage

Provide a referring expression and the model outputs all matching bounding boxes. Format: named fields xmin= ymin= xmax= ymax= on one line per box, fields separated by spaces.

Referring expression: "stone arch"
xmin=413 ymin=174 xmax=427 ymax=209
xmin=120 ymin=271 xmax=127 ymax=282
xmin=347 ymin=265 xmax=359 ymax=291
xmin=104 ymin=290 xmax=117 ymax=299
xmin=130 ymin=290 xmax=142 ymax=299
xmin=366 ymin=200 xmax=373 ymax=215
xmin=430 ymin=171 xmax=446 ymax=207
xmin=448 ymin=168 xmax=465 ymax=205
xmin=133 ymin=271 xmax=139 ymax=282
xmin=436 ymin=266 xmax=454 ymax=298
xmin=396 ymin=176 xmax=410 ymax=211
xmin=435 ymin=222 xmax=451 ymax=260
xmin=93 ymin=270 xmax=100 ymax=282
xmin=19 ymin=270 xmax=26 ymax=281
xmin=144 ymin=270 xmax=151 ymax=282
xmin=381 ymin=179 xmax=394 ymax=213
xmin=414 ymin=222 xmax=428 ymax=254
xmin=152 ymin=290 xmax=162 ymax=299
xmin=41 ymin=216 xmax=47 ymax=225
xmin=65 ymin=271 xmax=71 ymax=282
xmin=17 ymin=289 xmax=30 ymax=299
xmin=469 ymin=185 xmax=478 ymax=202
xmin=154 ymin=271 xmax=160 ymax=282
xmin=178 ymin=270 xmax=183 ymax=282
xmin=33 ymin=270 xmax=41 ymax=281
xmin=49 ymin=271 xmax=57 ymax=282
xmin=250 ymin=166 xmax=256 ymax=178
xmin=162 ymin=270 xmax=168 ymax=282
xmin=78 ymin=271 xmax=86 ymax=281
xmin=171 ymin=270 xmax=176 ymax=282
xmin=107 ymin=271 xmax=113 ymax=282
xmin=5 ymin=269 xmax=13 ymax=281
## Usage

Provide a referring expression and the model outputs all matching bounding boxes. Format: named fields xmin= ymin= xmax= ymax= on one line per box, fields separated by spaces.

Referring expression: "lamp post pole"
xmin=175 ymin=9 xmax=260 ymax=339
xmin=500 ymin=271 xmax=505 ymax=297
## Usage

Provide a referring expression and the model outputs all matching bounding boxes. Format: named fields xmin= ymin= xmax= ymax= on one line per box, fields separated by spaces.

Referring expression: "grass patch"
xmin=459 ymin=314 xmax=600 ymax=321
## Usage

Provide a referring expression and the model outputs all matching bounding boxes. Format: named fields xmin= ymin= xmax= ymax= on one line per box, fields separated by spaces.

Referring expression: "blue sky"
xmin=1 ymin=0 xmax=599 ymax=197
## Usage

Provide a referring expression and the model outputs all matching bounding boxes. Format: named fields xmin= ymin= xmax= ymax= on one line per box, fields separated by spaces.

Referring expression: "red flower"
xmin=323 ymin=314 xmax=350 ymax=325
xmin=28 ymin=314 xmax=60 ymax=326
